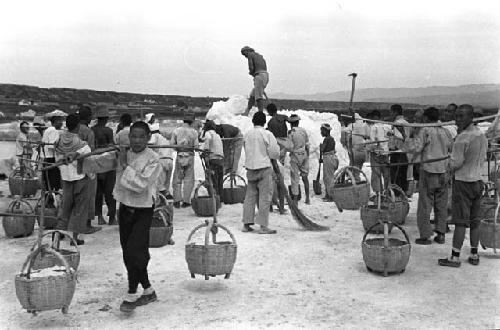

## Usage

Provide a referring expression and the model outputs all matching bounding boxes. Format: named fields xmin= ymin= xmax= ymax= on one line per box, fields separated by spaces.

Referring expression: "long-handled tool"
xmin=347 ymin=73 xmax=358 ymax=166
xmin=313 ymin=162 xmax=322 ymax=195
xmin=271 ymin=160 xmax=328 ymax=231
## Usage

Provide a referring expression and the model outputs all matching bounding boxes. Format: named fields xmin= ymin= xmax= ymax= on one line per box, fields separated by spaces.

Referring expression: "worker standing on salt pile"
xmin=215 ymin=122 xmax=243 ymax=175
xmin=41 ymin=110 xmax=66 ymax=191
xmin=288 ymin=114 xmax=311 ymax=205
xmin=412 ymin=107 xmax=453 ymax=245
xmin=319 ymin=123 xmax=338 ymax=201
xmin=241 ymin=111 xmax=280 ymax=234
xmin=149 ymin=122 xmax=174 ymax=199
xmin=91 ymin=105 xmax=117 ymax=225
xmin=171 ymin=112 xmax=199 ymax=208
xmin=365 ymin=110 xmax=391 ymax=193
xmin=439 ymin=104 xmax=487 ymax=268
xmin=116 ymin=113 xmax=132 ymax=146
xmin=387 ymin=104 xmax=411 ymax=193
xmin=55 ymin=113 xmax=92 ymax=246
xmin=77 ymin=105 xmax=101 ymax=233
xmin=202 ymin=120 xmax=225 ymax=197
xmin=15 ymin=121 xmax=33 ymax=173
xmin=241 ymin=46 xmax=269 ymax=115
xmin=81 ymin=121 xmax=162 ymax=312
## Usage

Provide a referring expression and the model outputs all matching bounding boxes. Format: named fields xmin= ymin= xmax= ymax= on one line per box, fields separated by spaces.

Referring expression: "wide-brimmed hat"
xmin=95 ymin=105 xmax=110 ymax=118
xmin=241 ymin=46 xmax=254 ymax=55
xmin=288 ymin=114 xmax=300 ymax=123
xmin=321 ymin=123 xmax=332 ymax=131
xmin=45 ymin=109 xmax=67 ymax=118
xmin=145 ymin=113 xmax=155 ymax=123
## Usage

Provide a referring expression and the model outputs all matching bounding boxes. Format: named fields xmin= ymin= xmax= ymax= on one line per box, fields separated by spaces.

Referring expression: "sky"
xmin=0 ymin=0 xmax=499 ymax=97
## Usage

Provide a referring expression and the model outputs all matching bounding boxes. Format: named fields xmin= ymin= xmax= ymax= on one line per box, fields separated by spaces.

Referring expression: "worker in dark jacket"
xmin=215 ymin=123 xmax=243 ymax=175
xmin=241 ymin=46 xmax=269 ymax=115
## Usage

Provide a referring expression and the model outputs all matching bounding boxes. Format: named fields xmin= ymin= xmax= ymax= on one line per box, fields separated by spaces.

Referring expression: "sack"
xmin=401 ymin=137 xmax=422 ymax=154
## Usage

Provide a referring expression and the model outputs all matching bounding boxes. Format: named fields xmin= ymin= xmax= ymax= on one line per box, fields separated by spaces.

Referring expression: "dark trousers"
xmin=209 ymin=159 xmax=224 ymax=197
xmin=42 ymin=158 xmax=62 ymax=191
xmin=390 ymin=152 xmax=408 ymax=192
xmin=118 ymin=204 xmax=153 ymax=293
xmin=416 ymin=170 xmax=448 ymax=237
xmin=96 ymin=171 xmax=116 ymax=218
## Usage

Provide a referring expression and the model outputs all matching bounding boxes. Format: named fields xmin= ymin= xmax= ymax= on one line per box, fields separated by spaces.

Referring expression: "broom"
xmin=271 ymin=159 xmax=329 ymax=231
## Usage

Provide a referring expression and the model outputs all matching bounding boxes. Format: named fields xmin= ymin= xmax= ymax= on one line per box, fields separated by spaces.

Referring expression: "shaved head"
xmin=455 ymin=104 xmax=474 ymax=131
xmin=458 ymin=104 xmax=474 ymax=117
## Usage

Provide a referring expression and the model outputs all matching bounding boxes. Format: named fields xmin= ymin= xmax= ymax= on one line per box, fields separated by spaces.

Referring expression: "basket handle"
xmin=387 ymin=184 xmax=409 ymax=203
xmin=21 ymin=245 xmax=73 ymax=279
xmin=30 ymin=230 xmax=80 ymax=255
xmin=9 ymin=198 xmax=34 ymax=214
xmin=222 ymin=173 xmax=247 ymax=188
xmin=153 ymin=208 xmax=170 ymax=227
xmin=154 ymin=193 xmax=168 ymax=208
xmin=186 ymin=222 xmax=208 ymax=244
xmin=362 ymin=220 xmax=410 ymax=245
xmin=193 ymin=181 xmax=213 ymax=198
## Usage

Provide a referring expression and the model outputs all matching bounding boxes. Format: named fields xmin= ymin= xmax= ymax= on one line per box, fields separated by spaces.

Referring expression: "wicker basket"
xmin=35 ymin=192 xmax=61 ymax=230
xmin=191 ymin=181 xmax=221 ymax=217
xmin=360 ymin=201 xmax=395 ymax=234
xmin=385 ymin=184 xmax=410 ymax=225
xmin=2 ymin=199 xmax=35 ymax=238
xmin=31 ymin=230 xmax=81 ymax=271
xmin=15 ymin=245 xmax=77 ymax=314
xmin=9 ymin=168 xmax=40 ymax=196
xmin=185 ymin=220 xmax=237 ymax=280
xmin=221 ymin=174 xmax=246 ymax=204
xmin=362 ymin=221 xmax=411 ymax=276
xmin=328 ymin=166 xmax=370 ymax=211
xmin=150 ymin=202 xmax=174 ymax=248
xmin=479 ymin=200 xmax=500 ymax=252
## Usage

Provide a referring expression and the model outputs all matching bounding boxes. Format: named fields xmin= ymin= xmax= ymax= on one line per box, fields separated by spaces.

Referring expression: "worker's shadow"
xmin=181 ymin=279 xmax=229 ymax=293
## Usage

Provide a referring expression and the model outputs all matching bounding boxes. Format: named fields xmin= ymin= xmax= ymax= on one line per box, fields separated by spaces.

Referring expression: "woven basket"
xmin=328 ymin=166 xmax=370 ymax=211
xmin=479 ymin=199 xmax=500 ymax=252
xmin=385 ymin=184 xmax=410 ymax=225
xmin=362 ymin=221 xmax=411 ymax=276
xmin=35 ymin=192 xmax=61 ymax=230
xmin=2 ymin=199 xmax=35 ymax=238
xmin=191 ymin=181 xmax=221 ymax=217
xmin=185 ymin=220 xmax=237 ymax=280
xmin=9 ymin=168 xmax=40 ymax=196
xmin=360 ymin=201 xmax=395 ymax=234
xmin=15 ymin=245 xmax=77 ymax=314
xmin=150 ymin=203 xmax=174 ymax=248
xmin=31 ymin=230 xmax=80 ymax=271
xmin=221 ymin=174 xmax=246 ymax=204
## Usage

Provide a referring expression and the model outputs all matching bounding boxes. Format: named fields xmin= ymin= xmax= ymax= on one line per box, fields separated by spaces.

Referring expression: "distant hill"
xmin=271 ymin=84 xmax=500 ymax=108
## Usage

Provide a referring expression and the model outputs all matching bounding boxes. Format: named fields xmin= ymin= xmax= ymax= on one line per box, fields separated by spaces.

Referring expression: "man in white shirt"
xmin=202 ymin=120 xmax=224 ymax=196
xmin=242 ymin=111 xmax=280 ymax=234
xmin=365 ymin=111 xmax=391 ymax=192
xmin=42 ymin=110 xmax=66 ymax=191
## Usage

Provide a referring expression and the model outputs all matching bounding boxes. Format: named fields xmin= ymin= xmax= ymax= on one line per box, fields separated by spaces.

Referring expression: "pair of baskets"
xmin=220 ymin=174 xmax=246 ymax=204
xmin=150 ymin=194 xmax=174 ymax=248
xmin=328 ymin=166 xmax=370 ymax=211
xmin=2 ymin=199 xmax=35 ymax=238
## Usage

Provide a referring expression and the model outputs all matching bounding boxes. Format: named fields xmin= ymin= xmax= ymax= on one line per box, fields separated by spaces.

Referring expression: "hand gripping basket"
xmin=35 ymin=192 xmax=61 ymax=230
xmin=185 ymin=220 xmax=237 ymax=280
xmin=9 ymin=167 xmax=40 ymax=197
xmin=31 ymin=230 xmax=81 ymax=271
xmin=2 ymin=199 xmax=35 ymax=238
xmin=221 ymin=174 xmax=247 ymax=204
xmin=328 ymin=166 xmax=370 ymax=211
xmin=150 ymin=194 xmax=174 ymax=248
xmin=361 ymin=195 xmax=396 ymax=234
xmin=385 ymin=184 xmax=410 ymax=225
xmin=479 ymin=198 xmax=500 ymax=253
xmin=15 ymin=245 xmax=77 ymax=314
xmin=362 ymin=221 xmax=411 ymax=276
xmin=191 ymin=181 xmax=221 ymax=217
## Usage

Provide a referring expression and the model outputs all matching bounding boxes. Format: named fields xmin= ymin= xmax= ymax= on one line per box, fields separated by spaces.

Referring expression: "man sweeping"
xmin=319 ymin=123 xmax=339 ymax=201
xmin=288 ymin=114 xmax=311 ymax=205
xmin=241 ymin=111 xmax=280 ymax=234
xmin=241 ymin=46 xmax=269 ymax=115
xmin=439 ymin=104 xmax=487 ymax=267
xmin=413 ymin=107 xmax=453 ymax=245
xmin=215 ymin=122 xmax=243 ymax=175
xmin=171 ymin=113 xmax=199 ymax=208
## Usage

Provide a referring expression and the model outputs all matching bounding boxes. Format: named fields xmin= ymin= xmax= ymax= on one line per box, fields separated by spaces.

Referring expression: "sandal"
xmin=438 ymin=257 xmax=461 ymax=268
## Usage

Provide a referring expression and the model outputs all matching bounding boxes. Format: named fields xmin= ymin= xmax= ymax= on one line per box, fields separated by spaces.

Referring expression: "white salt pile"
xmin=27 ymin=265 xmax=74 ymax=278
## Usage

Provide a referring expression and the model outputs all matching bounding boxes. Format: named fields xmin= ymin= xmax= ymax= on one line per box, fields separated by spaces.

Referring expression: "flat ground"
xmin=0 ymin=178 xmax=499 ymax=330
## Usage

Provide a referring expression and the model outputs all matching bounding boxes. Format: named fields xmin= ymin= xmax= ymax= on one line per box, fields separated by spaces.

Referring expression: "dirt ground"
xmin=0 ymin=177 xmax=499 ymax=330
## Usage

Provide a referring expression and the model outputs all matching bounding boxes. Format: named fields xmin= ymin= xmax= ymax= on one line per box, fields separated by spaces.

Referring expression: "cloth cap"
xmin=145 ymin=113 xmax=155 ymax=123
xmin=241 ymin=46 xmax=254 ymax=54
xmin=45 ymin=109 xmax=67 ymax=118
xmin=321 ymin=123 xmax=332 ymax=131
xmin=288 ymin=114 xmax=300 ymax=123
xmin=150 ymin=123 xmax=160 ymax=131
xmin=95 ymin=105 xmax=110 ymax=118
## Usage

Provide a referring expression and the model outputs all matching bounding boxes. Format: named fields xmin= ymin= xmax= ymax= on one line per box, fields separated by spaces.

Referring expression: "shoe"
xmin=433 ymin=234 xmax=445 ymax=244
xmin=468 ymin=256 xmax=480 ymax=266
xmin=119 ymin=300 xmax=136 ymax=313
xmin=446 ymin=225 xmax=451 ymax=233
xmin=173 ymin=202 xmax=181 ymax=209
xmin=415 ymin=238 xmax=432 ymax=245
xmin=135 ymin=291 xmax=157 ymax=306
xmin=168 ymin=239 xmax=175 ymax=245
xmin=70 ymin=239 xmax=85 ymax=246
xmin=97 ymin=215 xmax=107 ymax=225
xmin=430 ymin=219 xmax=435 ymax=225
xmin=242 ymin=224 xmax=254 ymax=232
xmin=84 ymin=226 xmax=102 ymax=234
xmin=257 ymin=227 xmax=277 ymax=234
xmin=305 ymin=198 xmax=311 ymax=205
xmin=438 ymin=257 xmax=461 ymax=267
xmin=181 ymin=202 xmax=191 ymax=208
xmin=279 ymin=209 xmax=287 ymax=215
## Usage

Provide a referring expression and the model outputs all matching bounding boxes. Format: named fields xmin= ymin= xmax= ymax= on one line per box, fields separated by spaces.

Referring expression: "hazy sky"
xmin=1 ymin=0 xmax=499 ymax=97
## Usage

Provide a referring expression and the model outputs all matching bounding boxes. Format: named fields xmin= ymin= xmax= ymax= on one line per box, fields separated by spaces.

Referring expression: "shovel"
xmin=313 ymin=162 xmax=322 ymax=195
